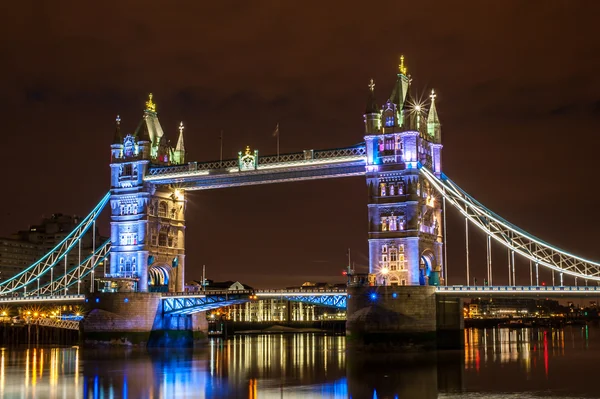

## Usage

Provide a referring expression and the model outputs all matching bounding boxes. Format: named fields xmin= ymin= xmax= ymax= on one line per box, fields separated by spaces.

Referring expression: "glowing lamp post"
xmin=381 ymin=266 xmax=389 ymax=286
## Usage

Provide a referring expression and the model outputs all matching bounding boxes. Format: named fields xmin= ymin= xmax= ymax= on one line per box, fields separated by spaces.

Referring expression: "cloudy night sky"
xmin=1 ymin=1 xmax=599 ymax=288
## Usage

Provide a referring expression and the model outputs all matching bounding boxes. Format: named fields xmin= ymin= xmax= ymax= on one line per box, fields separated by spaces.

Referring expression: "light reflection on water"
xmin=0 ymin=327 xmax=599 ymax=398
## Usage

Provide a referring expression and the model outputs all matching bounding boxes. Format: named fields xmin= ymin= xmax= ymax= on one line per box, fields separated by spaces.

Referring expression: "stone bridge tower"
xmin=363 ymin=57 xmax=443 ymax=286
xmin=108 ymin=95 xmax=186 ymax=293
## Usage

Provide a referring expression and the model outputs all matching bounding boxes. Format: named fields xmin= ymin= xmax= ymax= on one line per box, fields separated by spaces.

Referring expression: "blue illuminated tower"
xmin=364 ymin=57 xmax=443 ymax=286
xmin=107 ymin=95 xmax=186 ymax=293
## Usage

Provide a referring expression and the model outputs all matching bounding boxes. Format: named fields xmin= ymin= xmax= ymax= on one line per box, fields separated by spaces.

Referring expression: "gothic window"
xmin=385 ymin=116 xmax=394 ymax=127
xmin=119 ymin=205 xmax=125 ymax=215
xmin=119 ymin=257 xmax=124 ymax=272
xmin=380 ymin=183 xmax=386 ymax=196
xmin=133 ymin=203 xmax=138 ymax=214
xmin=381 ymin=217 xmax=388 ymax=232
xmin=382 ymin=254 xmax=388 ymax=263
xmin=398 ymin=182 xmax=404 ymax=195
xmin=158 ymin=202 xmax=168 ymax=218
xmin=123 ymin=164 xmax=132 ymax=176
xmin=170 ymin=207 xmax=177 ymax=219
xmin=132 ymin=258 xmax=137 ymax=272
xmin=125 ymin=257 xmax=132 ymax=272
xmin=382 ymin=245 xmax=388 ymax=254
xmin=159 ymin=230 xmax=168 ymax=247
xmin=150 ymin=227 xmax=158 ymax=246
xmin=401 ymin=279 xmax=406 ymax=286
xmin=148 ymin=202 xmax=155 ymax=216
xmin=390 ymin=184 xmax=395 ymax=196
xmin=378 ymin=140 xmax=384 ymax=152
xmin=395 ymin=136 xmax=402 ymax=150
xmin=400 ymin=254 xmax=405 ymax=270
xmin=390 ymin=264 xmax=397 ymax=271
xmin=399 ymin=217 xmax=406 ymax=231
xmin=124 ymin=136 xmax=135 ymax=157
xmin=390 ymin=250 xmax=397 ymax=262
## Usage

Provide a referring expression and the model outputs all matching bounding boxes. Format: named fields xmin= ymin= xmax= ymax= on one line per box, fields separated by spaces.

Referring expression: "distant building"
xmin=0 ymin=213 xmax=105 ymax=290
xmin=184 ymin=279 xmax=253 ymax=292
xmin=185 ymin=280 xmax=345 ymax=322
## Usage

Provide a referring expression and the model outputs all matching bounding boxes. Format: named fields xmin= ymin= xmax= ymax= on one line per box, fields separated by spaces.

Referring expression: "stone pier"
xmin=82 ymin=292 xmax=208 ymax=347
xmin=346 ymin=285 xmax=463 ymax=351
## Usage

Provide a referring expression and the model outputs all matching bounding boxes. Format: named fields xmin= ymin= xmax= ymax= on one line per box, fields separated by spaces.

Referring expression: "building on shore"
xmin=0 ymin=213 xmax=105 ymax=290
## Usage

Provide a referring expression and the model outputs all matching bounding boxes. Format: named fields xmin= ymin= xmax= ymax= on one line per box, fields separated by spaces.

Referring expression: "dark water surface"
xmin=1 ymin=327 xmax=599 ymax=398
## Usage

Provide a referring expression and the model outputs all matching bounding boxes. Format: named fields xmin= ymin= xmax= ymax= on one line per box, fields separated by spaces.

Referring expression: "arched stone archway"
xmin=419 ymin=250 xmax=435 ymax=286
xmin=148 ymin=264 xmax=172 ymax=293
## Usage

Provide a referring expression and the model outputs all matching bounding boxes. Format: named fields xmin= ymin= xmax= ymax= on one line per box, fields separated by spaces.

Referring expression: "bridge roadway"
xmin=2 ymin=286 xmax=600 ymax=310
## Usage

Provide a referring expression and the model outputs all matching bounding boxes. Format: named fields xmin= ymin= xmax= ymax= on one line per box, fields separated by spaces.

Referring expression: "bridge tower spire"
xmin=364 ymin=59 xmax=444 ymax=286
xmin=107 ymin=94 xmax=186 ymax=293
xmin=364 ymin=79 xmax=381 ymax=134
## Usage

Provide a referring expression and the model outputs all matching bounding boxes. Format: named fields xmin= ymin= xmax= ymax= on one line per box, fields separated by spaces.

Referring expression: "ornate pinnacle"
xmin=116 ymin=114 xmax=121 ymax=124
xmin=145 ymin=93 xmax=156 ymax=112
xmin=399 ymin=55 xmax=407 ymax=76
xmin=430 ymin=89 xmax=437 ymax=102
xmin=368 ymin=78 xmax=375 ymax=92
xmin=244 ymin=145 xmax=251 ymax=156
xmin=179 ymin=121 xmax=184 ymax=134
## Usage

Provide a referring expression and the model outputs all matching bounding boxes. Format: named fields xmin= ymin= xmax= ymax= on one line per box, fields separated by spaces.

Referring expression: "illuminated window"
xmin=389 ymin=216 xmax=397 ymax=231
xmin=380 ymin=183 xmax=386 ymax=196
xmin=385 ymin=115 xmax=394 ymax=127
xmin=381 ymin=217 xmax=388 ymax=231
xmin=158 ymin=202 xmax=168 ymax=218
xmin=390 ymin=184 xmax=395 ymax=196
xmin=390 ymin=250 xmax=397 ymax=262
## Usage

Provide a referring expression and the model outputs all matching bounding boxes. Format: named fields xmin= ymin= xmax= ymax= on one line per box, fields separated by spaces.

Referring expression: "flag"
xmin=272 ymin=123 xmax=279 ymax=137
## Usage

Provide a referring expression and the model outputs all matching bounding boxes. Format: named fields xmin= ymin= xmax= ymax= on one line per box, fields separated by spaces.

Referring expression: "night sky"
xmin=2 ymin=2 xmax=599 ymax=288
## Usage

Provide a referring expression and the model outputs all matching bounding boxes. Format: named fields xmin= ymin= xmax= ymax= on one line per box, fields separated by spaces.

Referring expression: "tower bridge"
xmin=3 ymin=56 xmax=600 ymax=347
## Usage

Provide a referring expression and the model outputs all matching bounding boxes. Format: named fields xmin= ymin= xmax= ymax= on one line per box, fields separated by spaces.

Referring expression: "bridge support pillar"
xmin=346 ymin=286 xmax=463 ymax=351
xmin=82 ymin=293 xmax=207 ymax=347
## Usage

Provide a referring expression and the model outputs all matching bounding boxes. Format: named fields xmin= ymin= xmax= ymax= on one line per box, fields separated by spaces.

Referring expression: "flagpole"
xmin=277 ymin=129 xmax=280 ymax=161
xmin=219 ymin=130 xmax=223 ymax=167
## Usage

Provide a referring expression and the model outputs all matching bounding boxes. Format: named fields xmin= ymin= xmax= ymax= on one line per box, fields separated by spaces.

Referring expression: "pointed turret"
xmin=113 ymin=115 xmax=122 ymax=144
xmin=172 ymin=122 xmax=186 ymax=164
xmin=364 ymin=79 xmax=381 ymax=134
xmin=427 ymin=89 xmax=441 ymax=143
xmin=389 ymin=55 xmax=411 ymax=111
xmin=111 ymin=115 xmax=124 ymax=160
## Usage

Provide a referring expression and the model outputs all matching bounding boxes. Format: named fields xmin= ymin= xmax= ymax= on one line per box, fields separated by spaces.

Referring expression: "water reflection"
xmin=1 ymin=327 xmax=600 ymax=398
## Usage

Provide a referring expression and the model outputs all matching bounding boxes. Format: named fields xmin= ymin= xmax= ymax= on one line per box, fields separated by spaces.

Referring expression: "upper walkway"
xmin=144 ymin=145 xmax=367 ymax=190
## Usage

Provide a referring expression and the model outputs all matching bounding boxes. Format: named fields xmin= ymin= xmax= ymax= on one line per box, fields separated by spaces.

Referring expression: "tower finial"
xmin=368 ymin=78 xmax=375 ymax=92
xmin=116 ymin=114 xmax=121 ymax=124
xmin=145 ymin=93 xmax=156 ymax=112
xmin=179 ymin=121 xmax=184 ymax=134
xmin=430 ymin=89 xmax=436 ymax=102
xmin=399 ymin=55 xmax=407 ymax=76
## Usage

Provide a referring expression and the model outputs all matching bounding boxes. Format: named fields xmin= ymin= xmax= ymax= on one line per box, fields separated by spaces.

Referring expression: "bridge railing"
xmin=437 ymin=286 xmax=600 ymax=293
xmin=0 ymin=294 xmax=86 ymax=303
xmin=147 ymin=145 xmax=367 ymax=177
xmin=256 ymin=289 xmax=347 ymax=295
xmin=162 ymin=290 xmax=253 ymax=297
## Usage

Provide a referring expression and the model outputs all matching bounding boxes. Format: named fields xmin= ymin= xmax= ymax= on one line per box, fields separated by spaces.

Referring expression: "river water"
xmin=0 ymin=326 xmax=598 ymax=398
